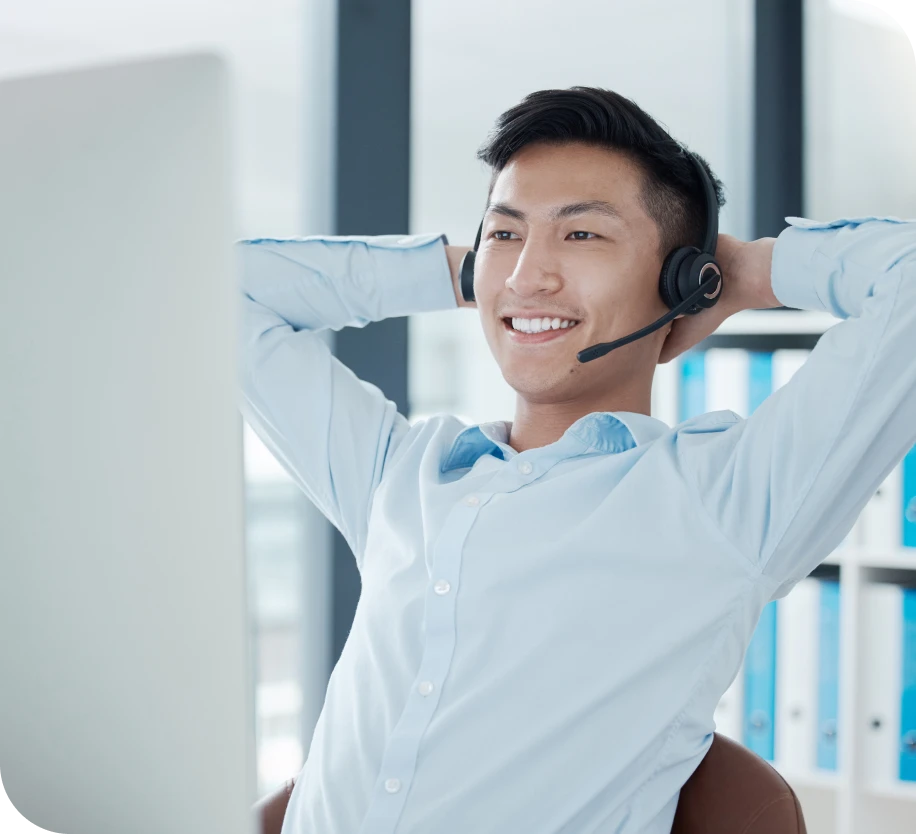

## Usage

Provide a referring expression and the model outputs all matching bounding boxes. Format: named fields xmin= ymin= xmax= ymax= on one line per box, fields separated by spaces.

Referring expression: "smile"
xmin=501 ymin=317 xmax=581 ymax=344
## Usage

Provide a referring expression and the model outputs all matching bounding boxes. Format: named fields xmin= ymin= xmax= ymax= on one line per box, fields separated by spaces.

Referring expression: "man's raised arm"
xmin=236 ymin=232 xmax=470 ymax=570
xmin=676 ymin=216 xmax=916 ymax=598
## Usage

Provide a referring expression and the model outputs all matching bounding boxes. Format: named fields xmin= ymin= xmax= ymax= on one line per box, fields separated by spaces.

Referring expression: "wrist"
xmin=721 ymin=237 xmax=781 ymax=313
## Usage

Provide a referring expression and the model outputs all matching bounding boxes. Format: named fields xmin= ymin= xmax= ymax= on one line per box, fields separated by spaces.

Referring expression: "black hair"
xmin=475 ymin=86 xmax=726 ymax=259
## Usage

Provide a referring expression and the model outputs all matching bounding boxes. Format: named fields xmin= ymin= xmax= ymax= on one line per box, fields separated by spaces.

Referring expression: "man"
xmin=239 ymin=86 xmax=916 ymax=834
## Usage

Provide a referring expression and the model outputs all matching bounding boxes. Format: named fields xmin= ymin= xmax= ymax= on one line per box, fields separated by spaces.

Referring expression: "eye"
xmin=492 ymin=230 xmax=519 ymax=241
xmin=568 ymin=231 xmax=598 ymax=240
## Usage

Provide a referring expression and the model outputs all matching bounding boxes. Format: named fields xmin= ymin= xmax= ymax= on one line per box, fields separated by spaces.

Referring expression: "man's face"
xmin=475 ymin=142 xmax=670 ymax=404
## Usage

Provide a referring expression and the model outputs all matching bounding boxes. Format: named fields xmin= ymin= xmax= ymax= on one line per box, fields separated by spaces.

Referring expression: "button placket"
xmin=357 ymin=489 xmax=479 ymax=834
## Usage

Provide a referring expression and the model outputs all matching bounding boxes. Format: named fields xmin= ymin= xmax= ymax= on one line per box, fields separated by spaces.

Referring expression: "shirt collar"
xmin=440 ymin=411 xmax=670 ymax=473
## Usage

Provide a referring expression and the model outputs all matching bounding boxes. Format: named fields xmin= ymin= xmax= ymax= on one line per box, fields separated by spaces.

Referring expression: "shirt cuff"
xmin=770 ymin=215 xmax=913 ymax=318
xmin=363 ymin=232 xmax=459 ymax=319
xmin=770 ymin=217 xmax=832 ymax=314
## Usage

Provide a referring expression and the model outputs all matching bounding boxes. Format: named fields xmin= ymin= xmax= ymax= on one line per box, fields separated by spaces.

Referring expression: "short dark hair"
xmin=475 ymin=86 xmax=726 ymax=259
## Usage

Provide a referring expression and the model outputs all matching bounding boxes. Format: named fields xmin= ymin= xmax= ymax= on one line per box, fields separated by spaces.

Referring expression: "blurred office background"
xmin=3 ymin=0 xmax=914 ymax=821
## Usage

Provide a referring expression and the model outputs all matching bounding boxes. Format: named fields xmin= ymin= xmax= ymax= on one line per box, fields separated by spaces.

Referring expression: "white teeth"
xmin=510 ymin=317 xmax=579 ymax=333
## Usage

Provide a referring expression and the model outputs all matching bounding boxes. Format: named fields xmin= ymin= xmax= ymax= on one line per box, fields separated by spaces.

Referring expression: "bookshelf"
xmin=714 ymin=309 xmax=840 ymax=335
xmin=657 ymin=309 xmax=916 ymax=834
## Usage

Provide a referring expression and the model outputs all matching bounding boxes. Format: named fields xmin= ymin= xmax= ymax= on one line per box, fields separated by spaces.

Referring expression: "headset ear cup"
xmin=687 ymin=254 xmax=723 ymax=311
xmin=459 ymin=250 xmax=476 ymax=303
xmin=658 ymin=247 xmax=695 ymax=310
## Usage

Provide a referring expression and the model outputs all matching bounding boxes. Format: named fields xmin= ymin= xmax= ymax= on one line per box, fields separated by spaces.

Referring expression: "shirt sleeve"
xmin=676 ymin=216 xmax=916 ymax=598
xmin=236 ymin=232 xmax=457 ymax=569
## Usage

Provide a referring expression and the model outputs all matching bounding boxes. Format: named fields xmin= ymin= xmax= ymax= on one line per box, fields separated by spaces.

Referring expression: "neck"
xmin=508 ymin=377 xmax=653 ymax=454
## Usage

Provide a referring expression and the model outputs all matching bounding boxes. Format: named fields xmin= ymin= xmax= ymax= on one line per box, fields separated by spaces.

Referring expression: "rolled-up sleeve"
xmin=677 ymin=216 xmax=916 ymax=598
xmin=236 ymin=232 xmax=456 ymax=569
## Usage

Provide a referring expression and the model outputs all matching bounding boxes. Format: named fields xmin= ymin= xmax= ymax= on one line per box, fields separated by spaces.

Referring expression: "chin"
xmin=502 ymin=366 xmax=569 ymax=400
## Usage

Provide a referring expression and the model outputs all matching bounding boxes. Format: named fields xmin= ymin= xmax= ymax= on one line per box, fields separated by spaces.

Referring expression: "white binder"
xmin=704 ymin=348 xmax=750 ymax=417
xmin=715 ymin=665 xmax=745 ymax=742
xmin=860 ymin=464 xmax=903 ymax=551
xmin=861 ymin=582 xmax=903 ymax=787
xmin=771 ymin=349 xmax=810 ymax=390
xmin=775 ymin=577 xmax=820 ymax=772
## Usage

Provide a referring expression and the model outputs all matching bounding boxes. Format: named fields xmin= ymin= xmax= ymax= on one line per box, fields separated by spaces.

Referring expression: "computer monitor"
xmin=0 ymin=52 xmax=256 ymax=834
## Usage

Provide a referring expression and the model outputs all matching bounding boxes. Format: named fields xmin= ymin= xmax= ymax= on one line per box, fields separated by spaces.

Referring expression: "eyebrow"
xmin=485 ymin=200 xmax=624 ymax=223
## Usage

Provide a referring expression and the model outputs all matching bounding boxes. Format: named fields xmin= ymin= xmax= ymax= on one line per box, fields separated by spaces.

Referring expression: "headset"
xmin=458 ymin=148 xmax=723 ymax=363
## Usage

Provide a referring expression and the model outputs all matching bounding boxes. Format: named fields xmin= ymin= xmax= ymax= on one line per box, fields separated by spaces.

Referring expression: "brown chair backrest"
xmin=671 ymin=733 xmax=807 ymax=834
xmin=255 ymin=735 xmax=806 ymax=834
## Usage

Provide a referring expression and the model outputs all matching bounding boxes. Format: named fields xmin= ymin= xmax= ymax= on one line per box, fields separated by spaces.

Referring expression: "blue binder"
xmin=817 ymin=579 xmax=841 ymax=770
xmin=747 ymin=352 xmax=773 ymax=413
xmin=744 ymin=601 xmax=778 ymax=760
xmin=901 ymin=588 xmax=916 ymax=781
xmin=679 ymin=352 xmax=706 ymax=421
xmin=743 ymin=353 xmax=776 ymax=759
xmin=902 ymin=447 xmax=916 ymax=548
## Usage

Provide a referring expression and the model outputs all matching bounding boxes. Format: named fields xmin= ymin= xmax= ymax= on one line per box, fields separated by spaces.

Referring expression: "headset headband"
xmin=690 ymin=150 xmax=718 ymax=256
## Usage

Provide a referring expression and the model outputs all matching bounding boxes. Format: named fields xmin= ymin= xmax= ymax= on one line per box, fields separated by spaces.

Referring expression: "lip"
xmin=501 ymin=317 xmax=581 ymax=344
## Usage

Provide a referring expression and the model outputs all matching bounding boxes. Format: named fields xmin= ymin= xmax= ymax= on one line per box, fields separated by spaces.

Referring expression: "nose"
xmin=504 ymin=238 xmax=563 ymax=297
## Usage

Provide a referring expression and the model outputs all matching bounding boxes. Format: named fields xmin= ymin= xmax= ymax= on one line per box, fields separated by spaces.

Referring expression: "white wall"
xmin=408 ymin=0 xmax=756 ymax=425
xmin=807 ymin=0 xmax=916 ymax=219
xmin=0 ymin=0 xmax=306 ymax=236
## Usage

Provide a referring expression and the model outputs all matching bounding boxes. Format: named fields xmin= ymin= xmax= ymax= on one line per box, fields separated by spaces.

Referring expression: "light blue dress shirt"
xmin=237 ymin=216 xmax=916 ymax=834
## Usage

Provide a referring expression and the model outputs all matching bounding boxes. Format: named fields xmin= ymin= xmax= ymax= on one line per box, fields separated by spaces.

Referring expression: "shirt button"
xmin=385 ymin=778 xmax=401 ymax=793
xmin=433 ymin=579 xmax=451 ymax=595
xmin=518 ymin=461 xmax=533 ymax=475
xmin=418 ymin=681 xmax=435 ymax=696
xmin=465 ymin=494 xmax=480 ymax=506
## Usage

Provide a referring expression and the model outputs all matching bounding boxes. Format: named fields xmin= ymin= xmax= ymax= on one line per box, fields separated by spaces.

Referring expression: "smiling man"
xmin=238 ymin=86 xmax=916 ymax=834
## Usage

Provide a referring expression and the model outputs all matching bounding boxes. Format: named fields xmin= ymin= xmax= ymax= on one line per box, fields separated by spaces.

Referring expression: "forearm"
xmin=237 ymin=233 xmax=459 ymax=337
xmin=709 ymin=216 xmax=915 ymax=318
xmin=252 ymin=777 xmax=295 ymax=834
xmin=769 ymin=216 xmax=916 ymax=317
xmin=714 ymin=233 xmax=781 ymax=313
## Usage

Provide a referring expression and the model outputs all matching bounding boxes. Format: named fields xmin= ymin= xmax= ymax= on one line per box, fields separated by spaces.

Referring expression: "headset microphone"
xmin=458 ymin=148 xmax=723 ymax=364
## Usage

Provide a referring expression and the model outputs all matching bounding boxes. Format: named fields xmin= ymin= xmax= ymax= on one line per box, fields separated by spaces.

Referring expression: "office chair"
xmin=254 ymin=733 xmax=807 ymax=834
xmin=671 ymin=733 xmax=807 ymax=834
